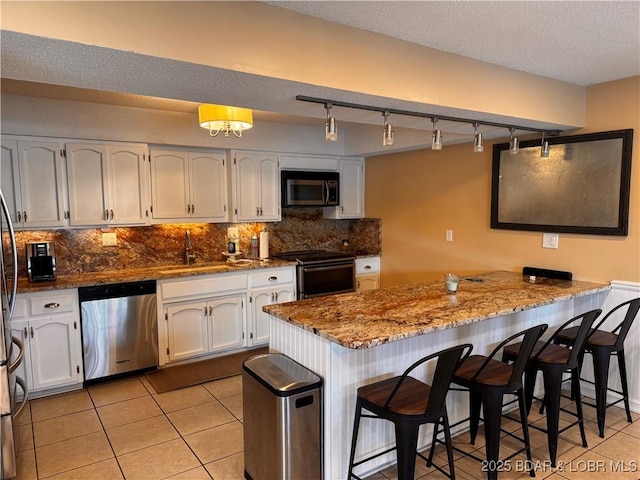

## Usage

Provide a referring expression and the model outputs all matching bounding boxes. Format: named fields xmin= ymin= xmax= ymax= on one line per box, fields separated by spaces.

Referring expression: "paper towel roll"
xmin=259 ymin=231 xmax=269 ymax=259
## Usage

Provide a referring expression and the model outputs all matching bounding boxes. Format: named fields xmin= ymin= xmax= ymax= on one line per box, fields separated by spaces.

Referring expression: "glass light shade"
xmin=325 ymin=116 xmax=338 ymax=142
xmin=541 ymin=140 xmax=550 ymax=157
xmin=383 ymin=122 xmax=394 ymax=146
xmin=432 ymin=129 xmax=442 ymax=150
xmin=473 ymin=132 xmax=484 ymax=153
xmin=198 ymin=104 xmax=253 ymax=137
xmin=509 ymin=136 xmax=519 ymax=154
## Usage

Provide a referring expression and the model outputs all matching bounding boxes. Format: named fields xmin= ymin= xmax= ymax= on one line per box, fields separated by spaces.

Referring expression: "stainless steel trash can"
xmin=243 ymin=353 xmax=323 ymax=480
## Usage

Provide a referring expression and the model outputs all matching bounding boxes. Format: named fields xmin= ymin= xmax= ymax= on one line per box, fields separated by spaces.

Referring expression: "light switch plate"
xmin=102 ymin=232 xmax=117 ymax=247
xmin=542 ymin=232 xmax=559 ymax=249
xmin=445 ymin=229 xmax=453 ymax=242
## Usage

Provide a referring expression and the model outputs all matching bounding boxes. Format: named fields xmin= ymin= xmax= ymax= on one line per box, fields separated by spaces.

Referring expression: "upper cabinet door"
xmin=324 ymin=157 xmax=365 ymax=219
xmin=107 ymin=144 xmax=149 ymax=225
xmin=66 ymin=143 xmax=109 ymax=226
xmin=258 ymin=156 xmax=280 ymax=221
xmin=232 ymin=151 xmax=280 ymax=222
xmin=189 ymin=151 xmax=227 ymax=221
xmin=17 ymin=140 xmax=67 ymax=228
xmin=1 ymin=140 xmax=22 ymax=225
xmin=150 ymin=149 xmax=190 ymax=220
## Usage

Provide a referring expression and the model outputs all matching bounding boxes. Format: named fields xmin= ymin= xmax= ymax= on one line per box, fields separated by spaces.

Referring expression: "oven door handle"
xmin=300 ymin=262 xmax=354 ymax=273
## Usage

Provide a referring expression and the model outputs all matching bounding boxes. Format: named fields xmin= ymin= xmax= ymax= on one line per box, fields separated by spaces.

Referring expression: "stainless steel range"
xmin=272 ymin=250 xmax=355 ymax=299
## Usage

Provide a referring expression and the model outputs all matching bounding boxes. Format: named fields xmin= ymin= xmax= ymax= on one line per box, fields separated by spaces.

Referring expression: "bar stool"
xmin=451 ymin=324 xmax=548 ymax=480
xmin=554 ymin=298 xmax=640 ymax=437
xmin=347 ymin=344 xmax=473 ymax=480
xmin=502 ymin=309 xmax=601 ymax=467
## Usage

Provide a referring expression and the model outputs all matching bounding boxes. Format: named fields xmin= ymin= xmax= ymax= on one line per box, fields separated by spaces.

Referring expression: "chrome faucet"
xmin=184 ymin=230 xmax=196 ymax=265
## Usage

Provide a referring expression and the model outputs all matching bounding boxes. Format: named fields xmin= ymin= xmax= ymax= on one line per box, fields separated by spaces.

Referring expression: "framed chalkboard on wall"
xmin=491 ymin=129 xmax=633 ymax=236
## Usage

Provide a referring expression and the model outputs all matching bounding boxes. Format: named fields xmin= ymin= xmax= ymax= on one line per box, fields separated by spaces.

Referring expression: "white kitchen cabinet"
xmin=231 ymin=151 xmax=280 ymax=222
xmin=249 ymin=267 xmax=296 ymax=346
xmin=356 ymin=256 xmax=380 ymax=292
xmin=0 ymin=137 xmax=67 ymax=228
xmin=11 ymin=290 xmax=83 ymax=396
xmin=324 ymin=157 xmax=365 ymax=219
xmin=165 ymin=301 xmax=209 ymax=362
xmin=150 ymin=148 xmax=227 ymax=222
xmin=66 ymin=142 xmax=150 ymax=226
xmin=208 ymin=295 xmax=245 ymax=353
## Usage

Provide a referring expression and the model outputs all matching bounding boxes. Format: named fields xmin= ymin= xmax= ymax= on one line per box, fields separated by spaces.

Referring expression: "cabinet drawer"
xmin=250 ymin=268 xmax=294 ymax=287
xmin=161 ymin=273 xmax=247 ymax=301
xmin=356 ymin=257 xmax=380 ymax=274
xmin=29 ymin=293 xmax=76 ymax=315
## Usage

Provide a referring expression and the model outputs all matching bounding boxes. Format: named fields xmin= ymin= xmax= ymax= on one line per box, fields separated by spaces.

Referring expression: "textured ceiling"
xmin=266 ymin=1 xmax=640 ymax=86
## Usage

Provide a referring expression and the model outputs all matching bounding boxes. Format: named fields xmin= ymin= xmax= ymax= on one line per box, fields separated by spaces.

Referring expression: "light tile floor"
xmin=13 ymin=376 xmax=640 ymax=480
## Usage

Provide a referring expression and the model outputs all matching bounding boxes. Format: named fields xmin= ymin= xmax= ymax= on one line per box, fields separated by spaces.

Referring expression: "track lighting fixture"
xmin=540 ymin=133 xmax=550 ymax=157
xmin=473 ymin=123 xmax=484 ymax=153
xmin=382 ymin=111 xmax=394 ymax=146
xmin=431 ymin=118 xmax=442 ymax=150
xmin=509 ymin=128 xmax=520 ymax=155
xmin=325 ymin=103 xmax=338 ymax=142
xmin=295 ymin=95 xmax=561 ymax=149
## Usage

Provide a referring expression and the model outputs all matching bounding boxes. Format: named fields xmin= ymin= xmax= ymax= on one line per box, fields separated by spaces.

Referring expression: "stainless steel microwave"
xmin=281 ymin=170 xmax=339 ymax=207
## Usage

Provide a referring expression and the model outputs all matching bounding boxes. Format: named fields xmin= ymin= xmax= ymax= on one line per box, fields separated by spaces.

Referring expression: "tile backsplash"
xmin=14 ymin=208 xmax=381 ymax=275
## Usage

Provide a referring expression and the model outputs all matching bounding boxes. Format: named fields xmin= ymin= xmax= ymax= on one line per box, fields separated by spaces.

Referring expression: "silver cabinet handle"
xmin=203 ymin=306 xmax=207 ymax=315
xmin=17 ymin=211 xmax=21 ymax=223
xmin=23 ymin=211 xmax=27 ymax=222
xmin=364 ymin=265 xmax=372 ymax=270
xmin=191 ymin=204 xmax=195 ymax=214
xmin=208 ymin=306 xmax=213 ymax=316
xmin=274 ymin=292 xmax=278 ymax=302
xmin=104 ymin=209 xmax=109 ymax=220
xmin=268 ymin=276 xmax=278 ymax=282
xmin=259 ymin=207 xmax=263 ymax=216
xmin=23 ymin=327 xmax=28 ymax=338
xmin=110 ymin=209 xmax=114 ymax=220
xmin=256 ymin=206 xmax=259 ymax=216
xmin=44 ymin=302 xmax=60 ymax=308
xmin=30 ymin=327 xmax=34 ymax=338
xmin=187 ymin=204 xmax=191 ymax=214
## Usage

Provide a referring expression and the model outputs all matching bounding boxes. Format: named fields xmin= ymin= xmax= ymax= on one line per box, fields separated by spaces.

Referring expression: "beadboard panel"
xmin=270 ymin=297 xmax=589 ymax=479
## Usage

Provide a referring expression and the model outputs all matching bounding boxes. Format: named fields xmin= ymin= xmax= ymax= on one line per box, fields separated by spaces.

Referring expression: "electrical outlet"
xmin=445 ymin=229 xmax=453 ymax=242
xmin=542 ymin=233 xmax=559 ymax=249
xmin=102 ymin=232 xmax=117 ymax=247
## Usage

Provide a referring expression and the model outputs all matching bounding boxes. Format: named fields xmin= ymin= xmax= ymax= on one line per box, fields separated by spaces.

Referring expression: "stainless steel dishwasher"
xmin=79 ymin=280 xmax=158 ymax=382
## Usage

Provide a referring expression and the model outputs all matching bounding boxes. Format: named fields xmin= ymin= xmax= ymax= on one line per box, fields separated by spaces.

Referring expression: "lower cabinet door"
xmin=250 ymin=286 xmax=294 ymax=346
xmin=208 ymin=295 xmax=245 ymax=353
xmin=29 ymin=315 xmax=81 ymax=390
xmin=166 ymin=301 xmax=208 ymax=362
xmin=9 ymin=320 xmax=33 ymax=391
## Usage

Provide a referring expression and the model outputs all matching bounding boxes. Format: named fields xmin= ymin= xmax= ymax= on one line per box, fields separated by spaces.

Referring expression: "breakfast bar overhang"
xmin=263 ymin=271 xmax=611 ymax=479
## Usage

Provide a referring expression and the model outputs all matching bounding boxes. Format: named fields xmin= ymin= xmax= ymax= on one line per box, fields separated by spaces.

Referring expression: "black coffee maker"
xmin=26 ymin=242 xmax=56 ymax=282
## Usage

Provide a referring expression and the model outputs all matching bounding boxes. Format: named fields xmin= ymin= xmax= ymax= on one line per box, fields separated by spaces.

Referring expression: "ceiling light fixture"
xmin=382 ymin=111 xmax=394 ymax=146
xmin=541 ymin=133 xmax=550 ymax=157
xmin=325 ymin=103 xmax=338 ymax=142
xmin=295 ymin=95 xmax=561 ymax=148
xmin=473 ymin=123 xmax=484 ymax=153
xmin=198 ymin=104 xmax=253 ymax=138
xmin=431 ymin=118 xmax=443 ymax=150
xmin=509 ymin=128 xmax=520 ymax=155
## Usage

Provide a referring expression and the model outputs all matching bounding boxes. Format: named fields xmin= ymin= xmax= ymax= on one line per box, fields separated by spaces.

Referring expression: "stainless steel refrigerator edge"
xmin=1 ymin=190 xmax=29 ymax=480
xmin=79 ymin=281 xmax=158 ymax=382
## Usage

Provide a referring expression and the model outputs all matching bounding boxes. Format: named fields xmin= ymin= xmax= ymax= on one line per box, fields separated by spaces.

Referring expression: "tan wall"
xmin=366 ymin=77 xmax=640 ymax=285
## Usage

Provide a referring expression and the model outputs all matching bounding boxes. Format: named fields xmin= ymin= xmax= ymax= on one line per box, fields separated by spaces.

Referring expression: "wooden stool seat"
xmin=357 ymin=376 xmax=430 ymax=415
xmin=557 ymin=325 xmax=618 ymax=346
xmin=504 ymin=341 xmax=570 ymax=365
xmin=452 ymin=355 xmax=513 ymax=386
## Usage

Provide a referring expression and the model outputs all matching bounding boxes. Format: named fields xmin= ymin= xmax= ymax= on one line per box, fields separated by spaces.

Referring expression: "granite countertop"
xmin=16 ymin=259 xmax=297 ymax=293
xmin=262 ymin=270 xmax=610 ymax=349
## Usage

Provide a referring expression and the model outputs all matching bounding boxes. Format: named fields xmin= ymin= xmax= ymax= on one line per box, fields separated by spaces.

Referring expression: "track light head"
xmin=509 ymin=128 xmax=519 ymax=155
xmin=382 ymin=112 xmax=394 ymax=146
xmin=541 ymin=133 xmax=550 ymax=157
xmin=325 ymin=103 xmax=338 ymax=142
xmin=431 ymin=118 xmax=442 ymax=150
xmin=473 ymin=123 xmax=484 ymax=153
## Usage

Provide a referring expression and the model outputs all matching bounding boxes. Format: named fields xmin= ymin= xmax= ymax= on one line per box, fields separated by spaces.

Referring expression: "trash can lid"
xmin=243 ymin=353 xmax=322 ymax=396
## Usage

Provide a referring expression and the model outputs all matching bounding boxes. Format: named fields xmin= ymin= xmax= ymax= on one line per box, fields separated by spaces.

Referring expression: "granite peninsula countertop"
xmin=16 ymin=259 xmax=296 ymax=294
xmin=262 ymin=270 xmax=610 ymax=349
